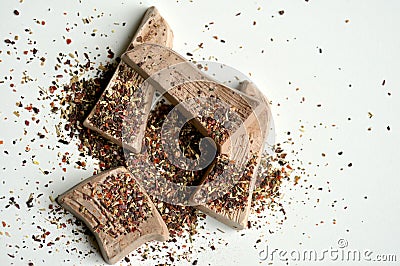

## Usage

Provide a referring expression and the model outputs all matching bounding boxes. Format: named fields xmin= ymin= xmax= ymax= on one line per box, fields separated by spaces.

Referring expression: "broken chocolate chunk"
xmin=57 ymin=167 xmax=169 ymax=264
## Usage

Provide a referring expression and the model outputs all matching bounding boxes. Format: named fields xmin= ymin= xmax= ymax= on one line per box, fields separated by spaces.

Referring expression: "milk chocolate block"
xmin=57 ymin=167 xmax=169 ymax=264
xmin=83 ymin=7 xmax=174 ymax=153
xmin=192 ymin=81 xmax=270 ymax=229
xmin=122 ymin=44 xmax=263 ymax=167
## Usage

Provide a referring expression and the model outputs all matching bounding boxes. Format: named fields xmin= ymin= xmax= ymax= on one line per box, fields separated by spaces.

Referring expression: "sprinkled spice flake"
xmin=90 ymin=171 xmax=152 ymax=236
xmin=252 ymin=148 xmax=293 ymax=213
xmin=150 ymin=198 xmax=204 ymax=237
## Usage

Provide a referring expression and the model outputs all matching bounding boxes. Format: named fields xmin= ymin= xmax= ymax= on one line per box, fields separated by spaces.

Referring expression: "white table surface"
xmin=1 ymin=0 xmax=399 ymax=265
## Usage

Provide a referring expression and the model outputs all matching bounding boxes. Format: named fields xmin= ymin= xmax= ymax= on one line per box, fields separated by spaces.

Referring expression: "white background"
xmin=0 ymin=0 xmax=399 ymax=265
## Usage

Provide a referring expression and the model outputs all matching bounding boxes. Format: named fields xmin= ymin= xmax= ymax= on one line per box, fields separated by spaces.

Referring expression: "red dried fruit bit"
xmin=66 ymin=39 xmax=72 ymax=44
xmin=2 ymin=221 xmax=6 ymax=227
xmin=14 ymin=10 xmax=20 ymax=15
xmin=25 ymin=120 xmax=30 ymax=126
xmin=49 ymin=86 xmax=57 ymax=93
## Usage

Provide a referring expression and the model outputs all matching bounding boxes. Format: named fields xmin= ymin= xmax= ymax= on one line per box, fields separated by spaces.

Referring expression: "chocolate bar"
xmin=192 ymin=81 xmax=271 ymax=229
xmin=83 ymin=7 xmax=173 ymax=153
xmin=57 ymin=167 xmax=169 ymax=264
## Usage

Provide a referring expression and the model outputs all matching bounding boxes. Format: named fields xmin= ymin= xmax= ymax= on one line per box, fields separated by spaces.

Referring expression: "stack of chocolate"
xmin=57 ymin=6 xmax=270 ymax=264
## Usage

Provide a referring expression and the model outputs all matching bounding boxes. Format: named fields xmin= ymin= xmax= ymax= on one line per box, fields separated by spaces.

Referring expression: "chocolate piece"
xmin=57 ymin=167 xmax=169 ymax=264
xmin=122 ymin=44 xmax=263 ymax=167
xmin=126 ymin=6 xmax=173 ymax=50
xmin=192 ymin=81 xmax=271 ymax=229
xmin=83 ymin=7 xmax=174 ymax=153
